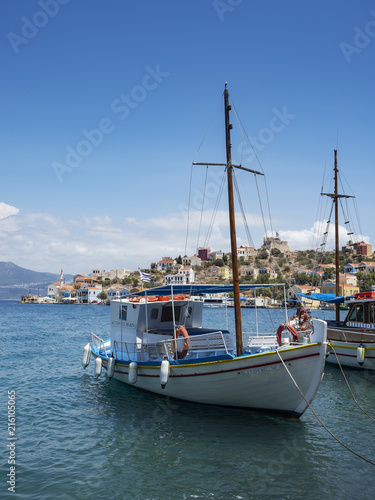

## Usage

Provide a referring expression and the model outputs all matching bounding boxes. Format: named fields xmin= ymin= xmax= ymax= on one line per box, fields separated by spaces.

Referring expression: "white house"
xmin=157 ymin=257 xmax=176 ymax=272
xmin=164 ymin=274 xmax=187 ymax=285
xmin=259 ymin=267 xmax=277 ymax=280
xmin=209 ymin=250 xmax=224 ymax=262
xmin=164 ymin=268 xmax=195 ymax=286
xmin=182 ymin=255 xmax=202 ymax=268
xmin=240 ymin=266 xmax=259 ymax=279
xmin=47 ymin=282 xmax=60 ymax=297
xmin=237 ymin=245 xmax=255 ymax=260
xmin=92 ymin=268 xmax=132 ymax=280
xmin=77 ymin=286 xmax=103 ymax=304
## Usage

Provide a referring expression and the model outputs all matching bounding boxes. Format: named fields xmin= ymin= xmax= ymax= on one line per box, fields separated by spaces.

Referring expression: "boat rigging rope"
xmin=229 ymin=96 xmax=276 ymax=236
xmin=184 ymin=163 xmax=194 ymax=257
xmin=276 ymin=349 xmax=375 ymax=466
xmin=328 ymin=343 xmax=375 ymax=423
xmin=196 ymin=166 xmax=209 ymax=252
xmin=203 ymin=170 xmax=226 ymax=248
xmin=233 ymin=170 xmax=254 ymax=247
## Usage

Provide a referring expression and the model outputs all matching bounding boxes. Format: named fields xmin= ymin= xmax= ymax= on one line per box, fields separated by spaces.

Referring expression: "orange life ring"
xmin=173 ymin=294 xmax=189 ymax=301
xmin=298 ymin=308 xmax=308 ymax=324
xmin=173 ymin=326 xmax=189 ymax=359
xmin=145 ymin=296 xmax=158 ymax=302
xmin=276 ymin=324 xmax=299 ymax=346
xmin=129 ymin=296 xmax=141 ymax=303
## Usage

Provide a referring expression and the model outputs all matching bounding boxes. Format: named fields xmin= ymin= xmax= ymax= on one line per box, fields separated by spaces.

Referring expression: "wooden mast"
xmin=321 ymin=149 xmax=353 ymax=322
xmin=334 ymin=149 xmax=340 ymax=322
xmin=193 ymin=84 xmax=264 ymax=356
xmin=224 ymin=83 xmax=243 ymax=356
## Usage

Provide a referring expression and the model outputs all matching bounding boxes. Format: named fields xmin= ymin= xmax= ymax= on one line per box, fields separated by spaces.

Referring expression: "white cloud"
xmin=0 ymin=202 xmax=19 ymax=221
xmin=0 ymin=206 xmax=370 ymax=275
xmin=279 ymin=220 xmax=370 ymax=251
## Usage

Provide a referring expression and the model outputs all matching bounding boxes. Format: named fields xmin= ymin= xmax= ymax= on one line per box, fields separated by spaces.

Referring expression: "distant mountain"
xmin=0 ymin=262 xmax=74 ymax=299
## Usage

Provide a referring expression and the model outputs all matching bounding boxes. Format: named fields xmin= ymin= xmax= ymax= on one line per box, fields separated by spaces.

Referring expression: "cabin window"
xmin=161 ymin=305 xmax=181 ymax=323
xmin=369 ymin=304 xmax=375 ymax=324
xmin=347 ymin=304 xmax=364 ymax=323
xmin=119 ymin=305 xmax=127 ymax=320
xmin=151 ymin=308 xmax=158 ymax=320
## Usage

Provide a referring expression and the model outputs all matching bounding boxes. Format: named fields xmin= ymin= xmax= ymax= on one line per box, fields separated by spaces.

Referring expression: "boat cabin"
xmin=104 ymin=296 xmax=235 ymax=363
xmin=343 ymin=292 xmax=375 ymax=330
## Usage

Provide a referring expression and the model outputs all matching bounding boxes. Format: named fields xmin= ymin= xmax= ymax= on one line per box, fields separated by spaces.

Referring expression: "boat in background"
xmin=326 ymin=291 xmax=375 ymax=369
xmin=81 ymin=84 xmax=328 ymax=417
xmin=294 ymin=150 xmax=375 ymax=369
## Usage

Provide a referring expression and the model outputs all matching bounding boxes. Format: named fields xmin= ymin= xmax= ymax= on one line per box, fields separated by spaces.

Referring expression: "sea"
xmin=1 ymin=301 xmax=375 ymax=500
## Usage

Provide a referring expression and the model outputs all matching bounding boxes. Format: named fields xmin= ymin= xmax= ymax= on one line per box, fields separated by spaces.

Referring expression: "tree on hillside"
xmin=213 ymin=259 xmax=224 ymax=267
xmin=295 ymin=272 xmax=310 ymax=285
xmin=356 ymin=272 xmax=375 ymax=292
xmin=323 ymin=268 xmax=334 ymax=280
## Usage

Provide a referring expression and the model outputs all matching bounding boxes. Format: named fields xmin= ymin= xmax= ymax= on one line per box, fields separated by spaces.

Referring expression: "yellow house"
xmin=320 ymin=280 xmax=359 ymax=298
xmin=219 ymin=266 xmax=231 ymax=280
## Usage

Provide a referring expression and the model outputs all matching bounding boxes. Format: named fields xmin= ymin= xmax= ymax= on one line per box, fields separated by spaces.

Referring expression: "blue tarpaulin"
xmin=295 ymin=292 xmax=353 ymax=304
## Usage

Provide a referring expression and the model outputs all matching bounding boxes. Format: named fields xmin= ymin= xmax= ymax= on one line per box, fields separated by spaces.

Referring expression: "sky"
xmin=1 ymin=0 xmax=374 ymax=274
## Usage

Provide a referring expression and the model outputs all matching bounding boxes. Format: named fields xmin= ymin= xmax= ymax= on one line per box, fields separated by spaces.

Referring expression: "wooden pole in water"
xmin=224 ymin=83 xmax=243 ymax=356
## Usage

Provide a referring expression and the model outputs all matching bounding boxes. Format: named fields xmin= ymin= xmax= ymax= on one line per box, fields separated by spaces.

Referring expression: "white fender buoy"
xmin=94 ymin=357 xmax=102 ymax=377
xmin=82 ymin=343 xmax=91 ymax=369
xmin=357 ymin=345 xmax=365 ymax=366
xmin=128 ymin=362 xmax=138 ymax=384
xmin=160 ymin=359 xmax=170 ymax=389
xmin=107 ymin=355 xmax=115 ymax=380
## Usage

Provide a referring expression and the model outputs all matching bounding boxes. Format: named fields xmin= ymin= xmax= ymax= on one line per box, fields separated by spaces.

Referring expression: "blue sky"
xmin=1 ymin=0 xmax=374 ymax=274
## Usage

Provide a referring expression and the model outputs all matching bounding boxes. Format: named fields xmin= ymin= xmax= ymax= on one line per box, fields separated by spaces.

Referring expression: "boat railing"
xmin=111 ymin=331 xmax=233 ymax=362
xmin=91 ymin=333 xmax=105 ymax=346
xmin=184 ymin=331 xmax=232 ymax=357
xmin=112 ymin=340 xmax=144 ymax=360
xmin=91 ymin=333 xmax=109 ymax=356
xmin=243 ymin=333 xmax=278 ymax=349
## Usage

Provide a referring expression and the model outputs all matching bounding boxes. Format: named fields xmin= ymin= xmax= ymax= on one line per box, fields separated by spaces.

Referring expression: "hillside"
xmin=0 ymin=262 xmax=73 ymax=300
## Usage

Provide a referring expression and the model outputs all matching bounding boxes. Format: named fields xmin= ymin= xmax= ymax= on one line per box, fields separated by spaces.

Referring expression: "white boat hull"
xmin=92 ymin=319 xmax=327 ymax=417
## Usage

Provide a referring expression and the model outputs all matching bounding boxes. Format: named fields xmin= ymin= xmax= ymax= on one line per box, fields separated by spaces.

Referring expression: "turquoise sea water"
xmin=1 ymin=301 xmax=375 ymax=500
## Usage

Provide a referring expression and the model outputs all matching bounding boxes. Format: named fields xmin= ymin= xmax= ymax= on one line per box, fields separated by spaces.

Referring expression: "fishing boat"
xmin=81 ymin=84 xmax=328 ymax=417
xmin=293 ymin=150 xmax=375 ymax=369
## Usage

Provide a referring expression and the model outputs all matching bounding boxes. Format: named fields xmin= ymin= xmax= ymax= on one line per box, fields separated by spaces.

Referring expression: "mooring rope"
xmin=276 ymin=349 xmax=375 ymax=466
xmin=328 ymin=343 xmax=375 ymax=423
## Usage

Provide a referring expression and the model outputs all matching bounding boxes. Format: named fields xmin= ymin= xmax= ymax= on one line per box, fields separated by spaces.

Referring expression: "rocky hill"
xmin=0 ymin=262 xmax=73 ymax=300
